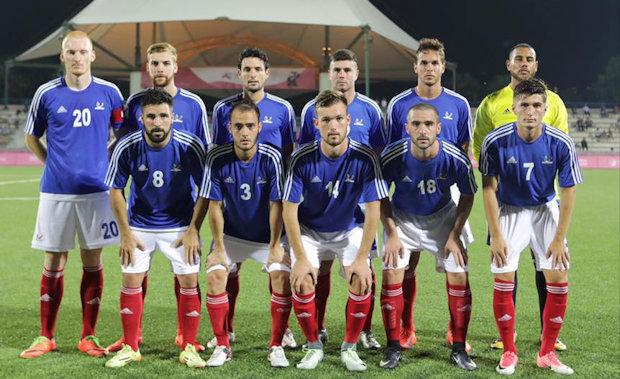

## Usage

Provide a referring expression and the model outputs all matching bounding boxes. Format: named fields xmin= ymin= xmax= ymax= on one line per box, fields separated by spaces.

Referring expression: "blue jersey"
xmin=283 ymin=139 xmax=389 ymax=232
xmin=200 ymin=143 xmax=284 ymax=243
xmin=386 ymin=87 xmax=472 ymax=146
xmin=382 ymin=138 xmax=477 ymax=216
xmin=212 ymin=93 xmax=295 ymax=148
xmin=25 ymin=77 xmax=124 ymax=195
xmin=479 ymin=123 xmax=583 ymax=207
xmin=299 ymin=93 xmax=386 ymax=148
xmin=105 ymin=129 xmax=206 ymax=230
xmin=124 ymin=88 xmax=210 ymax=146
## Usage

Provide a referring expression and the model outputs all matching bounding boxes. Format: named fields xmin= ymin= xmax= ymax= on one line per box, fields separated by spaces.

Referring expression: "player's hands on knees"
xmin=546 ymin=238 xmax=569 ymax=271
xmin=383 ymin=233 xmax=404 ymax=269
xmin=490 ymin=235 xmax=509 ymax=268
xmin=119 ymin=233 xmax=145 ymax=268
xmin=205 ymin=247 xmax=229 ymax=271
xmin=175 ymin=228 xmax=201 ymax=266
xmin=348 ymin=257 xmax=372 ymax=294
xmin=445 ymin=233 xmax=467 ymax=268
xmin=267 ymin=244 xmax=288 ymax=267
xmin=290 ymin=257 xmax=315 ymax=294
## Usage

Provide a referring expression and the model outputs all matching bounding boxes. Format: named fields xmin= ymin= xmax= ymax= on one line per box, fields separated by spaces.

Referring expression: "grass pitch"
xmin=0 ymin=166 xmax=618 ymax=378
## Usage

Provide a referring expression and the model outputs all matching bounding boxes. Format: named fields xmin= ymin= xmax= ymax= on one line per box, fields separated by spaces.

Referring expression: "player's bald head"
xmin=230 ymin=98 xmax=260 ymax=121
xmin=407 ymin=103 xmax=439 ymax=123
xmin=509 ymin=43 xmax=536 ymax=60
xmin=61 ymin=30 xmax=93 ymax=51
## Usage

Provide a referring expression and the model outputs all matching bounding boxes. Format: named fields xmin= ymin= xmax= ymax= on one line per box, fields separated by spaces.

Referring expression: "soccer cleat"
xmin=206 ymin=332 xmax=235 ymax=349
xmin=359 ymin=331 xmax=381 ymax=350
xmin=105 ymin=344 xmax=142 ymax=368
xmin=446 ymin=327 xmax=472 ymax=352
xmin=268 ymin=346 xmax=290 ymax=367
xmin=78 ymin=335 xmax=108 ymax=356
xmin=107 ymin=335 xmax=143 ymax=352
xmin=399 ymin=327 xmax=417 ymax=349
xmin=174 ymin=330 xmax=206 ymax=352
xmin=451 ymin=349 xmax=477 ymax=371
xmin=379 ymin=347 xmax=401 ymax=369
xmin=20 ymin=336 xmax=56 ymax=358
xmin=491 ymin=331 xmax=518 ymax=350
xmin=296 ymin=347 xmax=324 ymax=370
xmin=318 ymin=328 xmax=329 ymax=344
xmin=282 ymin=328 xmax=297 ymax=348
xmin=341 ymin=347 xmax=367 ymax=371
xmin=536 ymin=351 xmax=574 ymax=375
xmin=496 ymin=351 xmax=518 ymax=375
xmin=179 ymin=344 xmax=206 ymax=369
xmin=207 ymin=346 xmax=231 ymax=367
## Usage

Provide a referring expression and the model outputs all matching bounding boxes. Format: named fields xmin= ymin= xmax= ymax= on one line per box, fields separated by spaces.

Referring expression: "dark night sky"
xmin=2 ymin=0 xmax=618 ymax=96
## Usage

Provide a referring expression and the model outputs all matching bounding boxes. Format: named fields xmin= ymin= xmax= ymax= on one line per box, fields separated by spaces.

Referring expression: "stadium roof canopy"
xmin=13 ymin=0 xmax=456 ymax=95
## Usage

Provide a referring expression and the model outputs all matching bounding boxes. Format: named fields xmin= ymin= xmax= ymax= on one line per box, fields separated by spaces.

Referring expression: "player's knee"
xmin=382 ymin=268 xmax=405 ymax=285
xmin=295 ymin=275 xmax=315 ymax=295
xmin=543 ymin=269 xmax=568 ymax=284
xmin=176 ymin=273 xmax=198 ymax=288
xmin=270 ymin=270 xmax=290 ymax=293
xmin=80 ymin=248 xmax=103 ymax=267
xmin=446 ymin=271 xmax=468 ymax=286
xmin=44 ymin=252 xmax=68 ymax=271
xmin=207 ymin=269 xmax=228 ymax=294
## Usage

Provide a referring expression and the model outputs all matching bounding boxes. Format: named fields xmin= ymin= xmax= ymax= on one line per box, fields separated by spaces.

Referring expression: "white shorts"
xmin=491 ymin=200 xmax=570 ymax=274
xmin=450 ymin=184 xmax=474 ymax=245
xmin=384 ymin=202 xmax=468 ymax=273
xmin=32 ymin=192 xmax=119 ymax=252
xmin=286 ymin=225 xmax=369 ymax=274
xmin=208 ymin=234 xmax=290 ymax=274
xmin=122 ymin=228 xmax=200 ymax=275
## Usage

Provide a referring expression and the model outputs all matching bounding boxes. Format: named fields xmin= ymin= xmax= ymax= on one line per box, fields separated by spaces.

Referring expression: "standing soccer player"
xmin=298 ymin=48 xmax=386 ymax=350
xmin=283 ymin=90 xmax=389 ymax=371
xmin=480 ymin=78 xmax=581 ymax=375
xmin=474 ymin=43 xmax=569 ymax=351
xmin=104 ymin=89 xmax=206 ymax=369
xmin=386 ymin=38 xmax=473 ymax=350
xmin=182 ymin=99 xmax=291 ymax=367
xmin=209 ymin=47 xmax=297 ymax=349
xmin=20 ymin=30 xmax=123 ymax=359
xmin=108 ymin=41 xmax=210 ymax=353
xmin=379 ymin=103 xmax=477 ymax=370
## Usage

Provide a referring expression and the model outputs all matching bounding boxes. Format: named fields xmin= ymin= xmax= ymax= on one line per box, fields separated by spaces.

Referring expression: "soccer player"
xmin=20 ymin=30 xmax=123 ymax=359
xmin=209 ymin=47 xmax=297 ymax=349
xmin=379 ymin=103 xmax=477 ymax=370
xmin=385 ymin=38 xmax=473 ymax=350
xmin=473 ymin=43 xmax=569 ymax=351
xmin=104 ymin=89 xmax=206 ymax=369
xmin=480 ymin=78 xmax=581 ymax=375
xmin=298 ymin=48 xmax=386 ymax=350
xmin=283 ymin=90 xmax=389 ymax=371
xmin=108 ymin=41 xmax=210 ymax=353
xmin=181 ymin=99 xmax=291 ymax=367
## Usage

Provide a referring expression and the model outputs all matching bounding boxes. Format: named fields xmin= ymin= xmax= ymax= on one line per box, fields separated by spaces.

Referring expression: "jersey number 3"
xmin=240 ymin=183 xmax=252 ymax=200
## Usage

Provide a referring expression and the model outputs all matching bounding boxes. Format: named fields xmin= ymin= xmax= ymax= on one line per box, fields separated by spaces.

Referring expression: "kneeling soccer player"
xmin=104 ymin=88 xmax=207 ymax=369
xmin=379 ymin=103 xmax=477 ymax=370
xmin=480 ymin=78 xmax=581 ymax=375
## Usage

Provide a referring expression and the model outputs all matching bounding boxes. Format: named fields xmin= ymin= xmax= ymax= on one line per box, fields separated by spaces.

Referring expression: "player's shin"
xmin=493 ymin=278 xmax=516 ymax=353
xmin=540 ymin=282 xmax=568 ymax=355
xmin=81 ymin=264 xmax=103 ymax=338
xmin=315 ymin=270 xmax=331 ymax=331
xmin=40 ymin=268 xmax=64 ymax=339
xmin=401 ymin=271 xmax=417 ymax=330
xmin=446 ymin=276 xmax=472 ymax=345
xmin=381 ymin=281 xmax=404 ymax=343
xmin=120 ymin=286 xmax=143 ymax=351
xmin=292 ymin=291 xmax=320 ymax=345
xmin=226 ymin=269 xmax=241 ymax=333
xmin=363 ymin=272 xmax=376 ymax=331
xmin=344 ymin=291 xmax=371 ymax=345
xmin=179 ymin=286 xmax=201 ymax=348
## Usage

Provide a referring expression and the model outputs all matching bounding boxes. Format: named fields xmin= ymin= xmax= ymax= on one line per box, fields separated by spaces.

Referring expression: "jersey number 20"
xmin=72 ymin=109 xmax=91 ymax=127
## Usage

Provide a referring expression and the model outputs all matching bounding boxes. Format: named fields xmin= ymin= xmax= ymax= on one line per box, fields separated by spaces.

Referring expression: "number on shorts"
xmin=240 ymin=183 xmax=252 ymax=200
xmin=416 ymin=179 xmax=437 ymax=195
xmin=152 ymin=170 xmax=164 ymax=187
xmin=72 ymin=109 xmax=91 ymax=127
xmin=523 ymin=162 xmax=534 ymax=181
xmin=102 ymin=221 xmax=119 ymax=239
xmin=325 ymin=180 xmax=340 ymax=198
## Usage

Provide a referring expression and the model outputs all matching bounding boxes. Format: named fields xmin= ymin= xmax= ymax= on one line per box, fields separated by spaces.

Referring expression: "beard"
xmin=146 ymin=127 xmax=170 ymax=144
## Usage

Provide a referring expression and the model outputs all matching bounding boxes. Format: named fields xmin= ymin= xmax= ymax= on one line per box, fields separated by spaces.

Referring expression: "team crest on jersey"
xmin=173 ymin=113 xmax=183 ymax=124
xmin=401 ymin=175 xmax=412 ymax=183
xmin=257 ymin=176 xmax=267 ymax=184
xmin=345 ymin=174 xmax=355 ymax=183
xmin=311 ymin=175 xmax=322 ymax=183
xmin=171 ymin=164 xmax=182 ymax=172
xmin=443 ymin=112 xmax=453 ymax=120
xmin=56 ymin=105 xmax=67 ymax=114
xmin=262 ymin=116 xmax=273 ymax=124
xmin=542 ymin=156 xmax=554 ymax=164
xmin=507 ymin=156 xmax=517 ymax=164
xmin=353 ymin=118 xmax=364 ymax=126
xmin=94 ymin=102 xmax=105 ymax=110
xmin=224 ymin=176 xmax=235 ymax=184
xmin=138 ymin=164 xmax=148 ymax=171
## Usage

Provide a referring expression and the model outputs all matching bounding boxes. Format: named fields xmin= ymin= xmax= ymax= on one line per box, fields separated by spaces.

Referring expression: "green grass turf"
xmin=0 ymin=166 xmax=618 ymax=378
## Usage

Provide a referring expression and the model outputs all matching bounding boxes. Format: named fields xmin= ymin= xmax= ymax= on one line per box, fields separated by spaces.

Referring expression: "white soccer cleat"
xmin=496 ymin=351 xmax=518 ymax=375
xmin=206 ymin=332 xmax=235 ymax=349
xmin=296 ymin=347 xmax=323 ymax=370
xmin=341 ymin=347 xmax=367 ymax=371
xmin=268 ymin=346 xmax=290 ymax=367
xmin=536 ymin=351 xmax=574 ymax=375
xmin=359 ymin=331 xmax=381 ymax=350
xmin=282 ymin=328 xmax=297 ymax=348
xmin=206 ymin=346 xmax=231 ymax=367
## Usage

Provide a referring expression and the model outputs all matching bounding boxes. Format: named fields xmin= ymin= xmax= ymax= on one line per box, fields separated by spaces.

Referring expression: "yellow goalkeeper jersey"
xmin=473 ymin=84 xmax=568 ymax=163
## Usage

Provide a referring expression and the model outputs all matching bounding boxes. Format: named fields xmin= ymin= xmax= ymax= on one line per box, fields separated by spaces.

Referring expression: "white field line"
xmin=0 ymin=178 xmax=39 ymax=185
xmin=0 ymin=197 xmax=38 ymax=200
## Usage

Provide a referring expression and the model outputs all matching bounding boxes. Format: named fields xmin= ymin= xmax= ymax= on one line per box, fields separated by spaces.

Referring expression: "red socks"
xmin=380 ymin=283 xmax=403 ymax=342
xmin=540 ymin=283 xmax=568 ymax=355
xmin=207 ymin=292 xmax=230 ymax=348
xmin=40 ymin=268 xmax=64 ymax=339
xmin=315 ymin=271 xmax=331 ymax=330
xmin=363 ymin=272 xmax=376 ymax=331
xmin=493 ymin=279 xmax=516 ymax=353
xmin=270 ymin=292 xmax=292 ymax=347
xmin=120 ymin=286 xmax=143 ymax=351
xmin=292 ymin=292 xmax=319 ymax=343
xmin=447 ymin=282 xmax=472 ymax=344
xmin=401 ymin=272 xmax=417 ymax=330
xmin=179 ymin=286 xmax=201 ymax=348
xmin=344 ymin=291 xmax=371 ymax=343
xmin=80 ymin=265 xmax=103 ymax=338
xmin=226 ymin=272 xmax=240 ymax=333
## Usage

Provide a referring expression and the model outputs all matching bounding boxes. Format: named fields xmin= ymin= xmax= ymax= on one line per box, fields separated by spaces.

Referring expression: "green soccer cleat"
xmin=105 ymin=344 xmax=142 ymax=368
